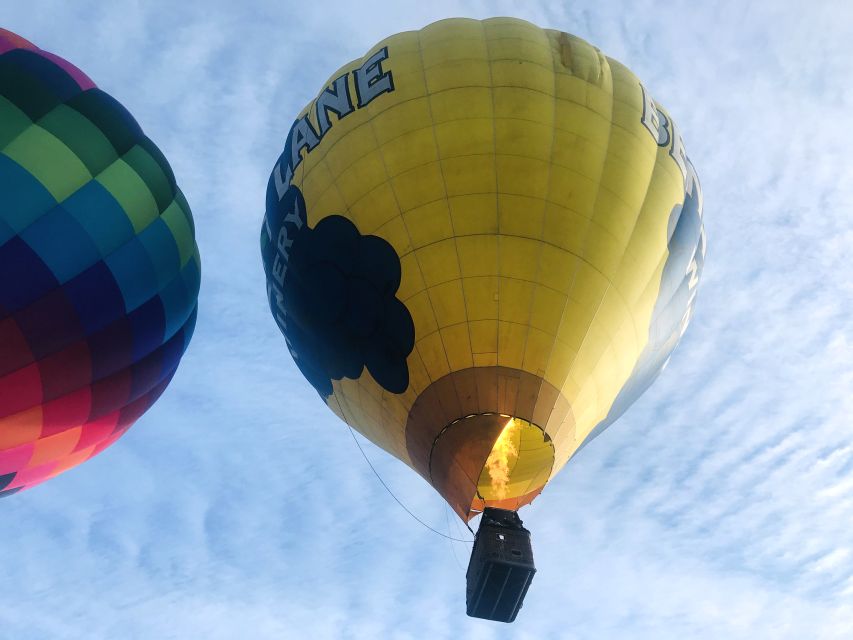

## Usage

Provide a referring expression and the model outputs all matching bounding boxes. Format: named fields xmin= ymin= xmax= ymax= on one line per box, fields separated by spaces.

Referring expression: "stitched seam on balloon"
xmin=514 ymin=30 xmax=560 ymax=370
xmin=419 ymin=32 xmax=553 ymax=70
xmin=527 ymin=31 xmax=572 ymax=491
xmin=511 ymin=26 xmax=561 ymax=502
xmin=426 ymin=412 xmax=493 ymax=507
xmin=312 ymin=146 xmax=644 ymax=223
xmin=620 ymin=200 xmax=688 ymax=327
xmin=333 ymin=373 xmax=386 ymax=465
xmin=305 ymin=157 xmax=572 ymax=238
xmin=593 ymin=94 xmax=671 ymax=352
xmin=299 ymin=109 xmax=620 ymax=197
xmin=294 ymin=52 xmax=425 ymax=429
xmin=542 ymin=43 xmax=616 ymax=476
xmin=371 ymin=30 xmax=449 ymax=383
xmin=559 ymin=57 xmax=672 ymax=471
xmin=305 ymin=99 xmax=620 ymax=170
xmin=305 ymin=144 xmax=652 ymax=243
xmin=415 ymin=20 xmax=479 ymax=419
xmin=410 ymin=18 xmax=500 ymax=514
xmin=613 ymin=140 xmax=704 ymax=318
xmin=436 ymin=18 xmax=518 ymax=518
xmin=315 ymin=150 xmax=424 ymax=442
xmin=478 ymin=20 xmax=500 ymax=439
xmin=522 ymin=35 xmax=607 ymax=438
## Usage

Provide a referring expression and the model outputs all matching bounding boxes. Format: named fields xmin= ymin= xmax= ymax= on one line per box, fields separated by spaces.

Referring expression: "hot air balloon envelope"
xmin=0 ymin=29 xmax=200 ymax=496
xmin=261 ymin=17 xmax=704 ymax=521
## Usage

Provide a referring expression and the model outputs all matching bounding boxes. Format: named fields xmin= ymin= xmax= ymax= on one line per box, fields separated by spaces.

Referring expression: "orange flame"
xmin=485 ymin=418 xmax=520 ymax=500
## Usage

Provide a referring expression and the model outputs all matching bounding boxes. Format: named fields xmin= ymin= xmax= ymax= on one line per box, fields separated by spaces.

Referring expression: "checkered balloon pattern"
xmin=0 ymin=29 xmax=200 ymax=497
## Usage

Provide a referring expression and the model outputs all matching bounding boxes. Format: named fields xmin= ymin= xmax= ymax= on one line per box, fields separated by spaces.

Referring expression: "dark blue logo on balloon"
xmin=263 ymin=185 xmax=414 ymax=398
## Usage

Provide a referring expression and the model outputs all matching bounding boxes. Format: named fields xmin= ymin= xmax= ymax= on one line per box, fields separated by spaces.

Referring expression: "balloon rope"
xmin=347 ymin=425 xmax=474 ymax=543
xmin=445 ymin=502 xmax=468 ymax=573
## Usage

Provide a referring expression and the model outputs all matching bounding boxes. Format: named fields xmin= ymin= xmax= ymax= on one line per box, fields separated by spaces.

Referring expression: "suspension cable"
xmin=347 ymin=425 xmax=474 ymax=543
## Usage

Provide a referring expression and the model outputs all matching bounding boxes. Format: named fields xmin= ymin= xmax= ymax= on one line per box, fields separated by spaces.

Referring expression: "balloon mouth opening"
xmin=426 ymin=411 xmax=555 ymax=520
xmin=471 ymin=415 xmax=554 ymax=511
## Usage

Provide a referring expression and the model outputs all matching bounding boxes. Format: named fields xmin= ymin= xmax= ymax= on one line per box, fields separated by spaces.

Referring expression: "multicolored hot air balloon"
xmin=261 ymin=17 xmax=704 ymax=523
xmin=0 ymin=29 xmax=200 ymax=497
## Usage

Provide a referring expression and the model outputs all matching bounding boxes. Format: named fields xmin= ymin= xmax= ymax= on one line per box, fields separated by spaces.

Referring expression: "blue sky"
xmin=3 ymin=1 xmax=853 ymax=638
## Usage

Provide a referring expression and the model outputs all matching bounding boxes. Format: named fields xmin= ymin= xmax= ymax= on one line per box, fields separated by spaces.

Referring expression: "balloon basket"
xmin=465 ymin=507 xmax=536 ymax=623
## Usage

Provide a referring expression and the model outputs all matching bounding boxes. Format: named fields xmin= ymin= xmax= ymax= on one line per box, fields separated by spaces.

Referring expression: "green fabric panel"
xmin=123 ymin=144 xmax=174 ymax=212
xmin=3 ymin=125 xmax=91 ymax=201
xmin=138 ymin=136 xmax=176 ymax=194
xmin=174 ymin=189 xmax=195 ymax=235
xmin=38 ymin=104 xmax=117 ymax=176
xmin=65 ymin=89 xmax=142 ymax=156
xmin=0 ymin=95 xmax=31 ymax=149
xmin=161 ymin=198 xmax=194 ymax=266
xmin=95 ymin=158 xmax=159 ymax=233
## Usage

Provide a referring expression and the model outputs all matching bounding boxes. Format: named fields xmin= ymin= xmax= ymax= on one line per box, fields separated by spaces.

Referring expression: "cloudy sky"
xmin=3 ymin=0 xmax=852 ymax=638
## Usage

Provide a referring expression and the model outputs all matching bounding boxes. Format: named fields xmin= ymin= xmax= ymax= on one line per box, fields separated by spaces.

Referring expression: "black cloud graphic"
xmin=274 ymin=188 xmax=415 ymax=398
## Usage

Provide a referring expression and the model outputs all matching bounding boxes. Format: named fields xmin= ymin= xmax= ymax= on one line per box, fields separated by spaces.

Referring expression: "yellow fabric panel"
xmin=440 ymin=323 xmax=474 ymax=371
xmin=405 ymin=290 xmax=437 ymax=336
xmin=497 ymin=320 xmax=528 ymax=369
xmin=469 ymin=318 xmax=498 ymax=355
xmin=416 ymin=330 xmax=451 ymax=382
xmin=280 ymin=17 xmax=694 ymax=489
xmin=405 ymin=346 xmax=432 ymax=399
xmin=415 ymin=238 xmax=460 ymax=286
xmin=397 ymin=252 xmax=424 ymax=299
xmin=498 ymin=278 xmax=535 ymax=325
xmin=428 ymin=280 xmax=467 ymax=327
xmin=462 ymin=276 xmax=499 ymax=321
xmin=544 ymin=339 xmax=578 ymax=387
xmin=456 ymin=234 xmax=497 ymax=276
xmin=530 ymin=285 xmax=567 ymax=335
xmin=442 ymin=154 xmax=495 ymax=195
xmin=523 ymin=327 xmax=554 ymax=375
xmin=402 ymin=198 xmax=453 ymax=248
xmin=448 ymin=193 xmax=498 ymax=235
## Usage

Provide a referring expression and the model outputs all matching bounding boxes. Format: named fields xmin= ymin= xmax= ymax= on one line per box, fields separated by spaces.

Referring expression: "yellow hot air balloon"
xmin=261 ymin=17 xmax=704 ymax=524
